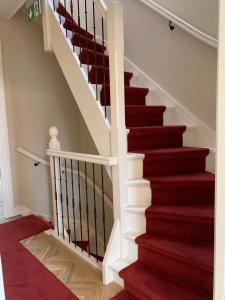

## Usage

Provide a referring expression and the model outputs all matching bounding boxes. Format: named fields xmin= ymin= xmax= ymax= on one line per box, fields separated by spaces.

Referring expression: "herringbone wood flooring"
xmin=21 ymin=233 xmax=122 ymax=300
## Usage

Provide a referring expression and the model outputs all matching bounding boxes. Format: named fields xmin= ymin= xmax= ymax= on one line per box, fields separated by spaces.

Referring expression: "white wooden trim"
xmin=16 ymin=146 xmax=113 ymax=209
xmin=0 ymin=256 xmax=5 ymax=300
xmin=47 ymin=149 xmax=117 ymax=166
xmin=137 ymin=0 xmax=218 ymax=48
xmin=0 ymin=42 xmax=15 ymax=218
xmin=214 ymin=0 xmax=225 ymax=298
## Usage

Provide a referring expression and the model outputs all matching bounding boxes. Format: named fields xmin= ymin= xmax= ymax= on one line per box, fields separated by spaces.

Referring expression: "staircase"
xmin=43 ymin=1 xmax=214 ymax=299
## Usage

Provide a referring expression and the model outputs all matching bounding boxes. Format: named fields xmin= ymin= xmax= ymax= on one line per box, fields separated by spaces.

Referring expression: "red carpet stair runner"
xmin=57 ymin=4 xmax=214 ymax=299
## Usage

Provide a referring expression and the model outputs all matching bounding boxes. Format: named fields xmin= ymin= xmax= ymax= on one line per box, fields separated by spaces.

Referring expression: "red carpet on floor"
xmin=56 ymin=4 xmax=215 ymax=299
xmin=0 ymin=215 xmax=78 ymax=300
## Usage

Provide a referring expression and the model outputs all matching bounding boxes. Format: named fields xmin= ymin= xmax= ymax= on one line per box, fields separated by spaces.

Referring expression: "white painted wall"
xmin=0 ymin=10 xmax=84 ymax=217
xmin=120 ymin=0 xmax=217 ymax=131
xmin=152 ymin=0 xmax=218 ymax=39
xmin=0 ymin=0 xmax=25 ymax=19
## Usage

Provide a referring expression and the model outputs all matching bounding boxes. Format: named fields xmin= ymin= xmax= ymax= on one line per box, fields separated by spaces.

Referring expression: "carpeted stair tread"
xmin=71 ymin=33 xmax=106 ymax=52
xmin=64 ymin=19 xmax=94 ymax=39
xmin=57 ymin=3 xmax=73 ymax=20
xmin=146 ymin=205 xmax=214 ymax=224
xmin=128 ymin=125 xmax=186 ymax=135
xmin=147 ymin=171 xmax=215 ymax=186
xmin=136 ymin=147 xmax=209 ymax=176
xmin=125 ymin=105 xmax=166 ymax=127
xmin=89 ymin=66 xmax=133 ymax=86
xmin=136 ymin=146 xmax=209 ymax=157
xmin=119 ymin=262 xmax=211 ymax=300
xmin=136 ymin=234 xmax=213 ymax=271
xmin=101 ymin=86 xmax=149 ymax=106
xmin=146 ymin=205 xmax=214 ymax=244
xmin=111 ymin=290 xmax=137 ymax=300
xmin=80 ymin=48 xmax=109 ymax=66
xmin=128 ymin=125 xmax=186 ymax=151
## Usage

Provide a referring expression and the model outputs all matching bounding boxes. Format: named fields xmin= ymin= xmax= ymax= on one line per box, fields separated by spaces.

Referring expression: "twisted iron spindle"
xmin=65 ymin=158 xmax=71 ymax=241
xmin=77 ymin=161 xmax=83 ymax=243
xmin=101 ymin=17 xmax=107 ymax=117
xmin=92 ymin=2 xmax=98 ymax=100
xmin=59 ymin=158 xmax=65 ymax=239
xmin=64 ymin=0 xmax=68 ymax=37
xmin=70 ymin=0 xmax=75 ymax=52
xmin=58 ymin=1 xmax=62 ymax=24
xmin=92 ymin=163 xmax=98 ymax=260
xmin=84 ymin=0 xmax=90 ymax=82
xmin=53 ymin=157 xmax=59 ymax=235
xmin=71 ymin=159 xmax=77 ymax=246
xmin=84 ymin=162 xmax=91 ymax=256
xmin=77 ymin=0 xmax=82 ymax=67
xmin=101 ymin=165 xmax=106 ymax=252
xmin=53 ymin=0 xmax=56 ymax=11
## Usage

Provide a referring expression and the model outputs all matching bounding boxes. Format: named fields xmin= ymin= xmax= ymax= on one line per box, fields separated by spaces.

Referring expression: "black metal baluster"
xmin=101 ymin=165 xmax=106 ymax=252
xmin=92 ymin=163 xmax=98 ymax=260
xmin=59 ymin=158 xmax=65 ymax=239
xmin=64 ymin=0 xmax=68 ymax=37
xmin=65 ymin=158 xmax=71 ymax=242
xmin=53 ymin=0 xmax=56 ymax=11
xmin=84 ymin=0 xmax=90 ymax=82
xmin=53 ymin=157 xmax=59 ymax=235
xmin=77 ymin=161 xmax=83 ymax=243
xmin=92 ymin=2 xmax=98 ymax=100
xmin=71 ymin=159 xmax=77 ymax=246
xmin=77 ymin=0 xmax=82 ymax=67
xmin=101 ymin=17 xmax=107 ymax=118
xmin=58 ymin=0 xmax=62 ymax=24
xmin=84 ymin=162 xmax=90 ymax=256
xmin=70 ymin=0 xmax=75 ymax=52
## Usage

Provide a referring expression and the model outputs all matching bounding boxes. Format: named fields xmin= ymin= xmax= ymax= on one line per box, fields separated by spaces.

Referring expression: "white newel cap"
xmin=49 ymin=127 xmax=61 ymax=150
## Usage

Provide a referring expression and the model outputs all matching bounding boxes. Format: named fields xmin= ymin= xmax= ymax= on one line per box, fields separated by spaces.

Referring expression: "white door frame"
xmin=0 ymin=41 xmax=15 ymax=218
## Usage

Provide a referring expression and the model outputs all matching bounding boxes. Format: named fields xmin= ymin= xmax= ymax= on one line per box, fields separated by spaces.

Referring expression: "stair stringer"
xmin=45 ymin=1 xmax=111 ymax=157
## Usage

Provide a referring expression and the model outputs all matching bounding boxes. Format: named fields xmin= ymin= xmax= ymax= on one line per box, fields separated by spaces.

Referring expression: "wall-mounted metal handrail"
xmin=138 ymin=0 xmax=218 ymax=48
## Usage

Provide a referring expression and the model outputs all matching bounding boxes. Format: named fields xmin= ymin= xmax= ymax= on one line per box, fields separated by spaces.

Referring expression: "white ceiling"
xmin=0 ymin=0 xmax=25 ymax=19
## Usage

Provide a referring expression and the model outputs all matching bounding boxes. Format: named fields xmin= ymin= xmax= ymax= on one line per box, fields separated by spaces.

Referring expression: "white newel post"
xmin=49 ymin=127 xmax=63 ymax=235
xmin=214 ymin=1 xmax=225 ymax=298
xmin=103 ymin=0 xmax=128 ymax=283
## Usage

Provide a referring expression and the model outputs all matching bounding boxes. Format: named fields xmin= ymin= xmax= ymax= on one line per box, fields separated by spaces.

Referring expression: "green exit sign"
xmin=27 ymin=0 xmax=41 ymax=23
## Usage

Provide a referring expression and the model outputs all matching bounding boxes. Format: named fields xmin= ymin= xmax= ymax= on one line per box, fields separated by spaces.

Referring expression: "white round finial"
xmin=49 ymin=127 xmax=60 ymax=150
xmin=49 ymin=126 xmax=59 ymax=138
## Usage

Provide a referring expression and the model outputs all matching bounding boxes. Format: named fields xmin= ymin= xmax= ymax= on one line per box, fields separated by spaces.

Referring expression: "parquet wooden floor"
xmin=21 ymin=233 xmax=122 ymax=300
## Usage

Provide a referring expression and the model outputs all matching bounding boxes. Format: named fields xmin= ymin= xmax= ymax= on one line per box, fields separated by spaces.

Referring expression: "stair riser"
xmin=72 ymin=35 xmax=105 ymax=53
xmin=144 ymin=156 xmax=207 ymax=177
xmin=125 ymin=212 xmax=146 ymax=233
xmin=127 ymin=158 xmax=144 ymax=180
xmin=147 ymin=219 xmax=214 ymax=244
xmin=127 ymin=184 xmax=151 ymax=206
xmin=138 ymin=247 xmax=213 ymax=293
xmin=125 ymin=239 xmax=138 ymax=260
xmin=100 ymin=92 xmax=146 ymax=106
xmin=124 ymin=283 xmax=150 ymax=300
xmin=89 ymin=69 xmax=132 ymax=86
xmin=150 ymin=184 xmax=215 ymax=205
xmin=80 ymin=50 xmax=109 ymax=67
xmin=126 ymin=112 xmax=164 ymax=127
xmin=63 ymin=21 xmax=93 ymax=40
xmin=128 ymin=133 xmax=183 ymax=151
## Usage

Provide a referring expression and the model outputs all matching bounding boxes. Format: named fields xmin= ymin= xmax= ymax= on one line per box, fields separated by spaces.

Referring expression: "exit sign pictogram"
xmin=27 ymin=0 xmax=41 ymax=23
